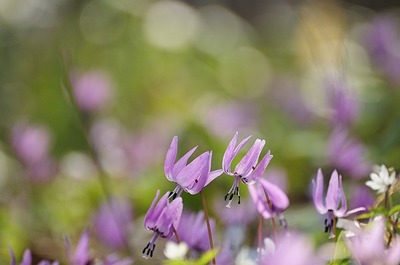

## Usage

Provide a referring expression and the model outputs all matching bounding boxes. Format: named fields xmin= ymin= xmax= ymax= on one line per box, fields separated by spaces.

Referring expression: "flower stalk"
xmin=200 ymin=190 xmax=216 ymax=265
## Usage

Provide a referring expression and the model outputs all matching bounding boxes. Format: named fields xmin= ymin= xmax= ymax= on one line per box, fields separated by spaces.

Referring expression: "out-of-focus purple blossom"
xmin=312 ymin=169 xmax=365 ymax=238
xmin=173 ymin=211 xmax=215 ymax=253
xmin=11 ymin=123 xmax=57 ymax=181
xmin=70 ymin=70 xmax=113 ymax=112
xmin=93 ymin=198 xmax=133 ymax=249
xmin=364 ymin=15 xmax=400 ymax=85
xmin=102 ymin=254 xmax=133 ymax=265
xmin=164 ymin=136 xmax=222 ymax=198
xmin=350 ymin=185 xmax=374 ymax=214
xmin=222 ymin=132 xmax=272 ymax=207
xmin=268 ymin=78 xmax=315 ymax=125
xmin=248 ymin=178 xmax=289 ymax=227
xmin=324 ymin=78 xmax=359 ymax=127
xmin=345 ymin=217 xmax=400 ymax=265
xmin=215 ymin=243 xmax=235 ymax=265
xmin=200 ymin=101 xmax=259 ymax=138
xmin=328 ymin=128 xmax=371 ymax=179
xmin=264 ymin=167 xmax=288 ymax=193
xmin=260 ymin=233 xmax=322 ymax=265
xmin=143 ymin=190 xmax=183 ymax=259
xmin=10 ymin=248 xmax=59 ymax=265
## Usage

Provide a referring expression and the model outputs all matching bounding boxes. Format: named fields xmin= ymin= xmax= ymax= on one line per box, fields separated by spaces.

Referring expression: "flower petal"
xmin=235 ymin=139 xmax=265 ymax=177
xmin=260 ymin=178 xmax=289 ymax=210
xmin=243 ymin=150 xmax=272 ymax=184
xmin=312 ymin=169 xmax=327 ymax=214
xmin=164 ymin=136 xmax=178 ymax=181
xmin=175 ymin=152 xmax=209 ymax=188
xmin=172 ymin=146 xmax=198 ymax=177
xmin=325 ymin=170 xmax=341 ymax=210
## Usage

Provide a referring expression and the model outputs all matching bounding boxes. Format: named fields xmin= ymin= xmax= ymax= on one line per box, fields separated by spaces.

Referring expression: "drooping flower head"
xmin=248 ymin=178 xmax=289 ymax=227
xmin=366 ymin=164 xmax=396 ymax=194
xmin=164 ymin=136 xmax=222 ymax=198
xmin=312 ymin=169 xmax=365 ymax=238
xmin=222 ymin=132 xmax=272 ymax=207
xmin=143 ymin=190 xmax=183 ymax=259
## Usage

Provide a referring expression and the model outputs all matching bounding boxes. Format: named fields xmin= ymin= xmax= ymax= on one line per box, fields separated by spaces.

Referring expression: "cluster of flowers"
xmin=143 ymin=132 xmax=400 ymax=265
xmin=9 ymin=231 xmax=132 ymax=265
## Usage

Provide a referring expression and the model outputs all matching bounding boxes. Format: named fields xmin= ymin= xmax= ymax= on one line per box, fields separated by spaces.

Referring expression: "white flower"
xmin=163 ymin=241 xmax=188 ymax=260
xmin=366 ymin=165 xmax=396 ymax=194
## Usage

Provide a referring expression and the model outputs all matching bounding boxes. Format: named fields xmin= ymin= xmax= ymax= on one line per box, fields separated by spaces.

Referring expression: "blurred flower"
xmin=215 ymin=198 xmax=257 ymax=226
xmin=173 ymin=211 xmax=215 ymax=253
xmin=143 ymin=190 xmax=183 ymax=259
xmin=312 ymin=169 xmax=365 ymax=238
xmin=215 ymin=243 xmax=235 ymax=265
xmin=71 ymin=70 xmax=113 ymax=112
xmin=366 ymin=164 xmax=396 ymax=194
xmin=248 ymin=178 xmax=289 ymax=227
xmin=10 ymin=248 xmax=59 ymax=265
xmin=222 ymin=132 xmax=272 ymax=207
xmin=101 ymin=254 xmax=133 ymax=265
xmin=350 ymin=185 xmax=374 ymax=214
xmin=324 ymin=78 xmax=359 ymax=127
xmin=365 ymin=15 xmax=400 ymax=84
xmin=260 ymin=233 xmax=321 ymax=265
xmin=328 ymin=128 xmax=371 ymax=179
xmin=163 ymin=241 xmax=188 ymax=260
xmin=93 ymin=198 xmax=133 ymax=249
xmin=164 ymin=136 xmax=222 ymax=198
xmin=345 ymin=217 xmax=400 ymax=265
xmin=11 ymin=122 xmax=57 ymax=181
xmin=268 ymin=77 xmax=315 ymax=125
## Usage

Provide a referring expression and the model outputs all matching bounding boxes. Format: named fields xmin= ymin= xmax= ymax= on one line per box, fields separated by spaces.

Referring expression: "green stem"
xmin=200 ymin=190 xmax=216 ymax=265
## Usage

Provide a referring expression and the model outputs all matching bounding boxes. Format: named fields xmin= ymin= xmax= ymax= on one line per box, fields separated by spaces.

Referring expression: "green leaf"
xmin=389 ymin=205 xmax=400 ymax=216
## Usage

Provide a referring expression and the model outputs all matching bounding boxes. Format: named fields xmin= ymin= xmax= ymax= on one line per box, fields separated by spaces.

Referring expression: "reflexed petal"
xmin=248 ymin=184 xmax=273 ymax=219
xmin=313 ymin=169 xmax=327 ymax=214
xmin=169 ymin=197 xmax=183 ymax=235
xmin=172 ymin=146 xmax=198 ymax=177
xmin=145 ymin=191 xmax=169 ymax=230
xmin=175 ymin=152 xmax=209 ymax=188
xmin=335 ymin=174 xmax=347 ymax=215
xmin=222 ymin=132 xmax=238 ymax=173
xmin=341 ymin=207 xmax=366 ymax=217
xmin=73 ymin=230 xmax=90 ymax=265
xmin=326 ymin=170 xmax=340 ymax=210
xmin=186 ymin=152 xmax=211 ymax=194
xmin=164 ymin=136 xmax=178 ymax=181
xmin=20 ymin=249 xmax=32 ymax=265
xmin=235 ymin=139 xmax=265 ymax=177
xmin=243 ymin=150 xmax=272 ymax=184
xmin=205 ymin=169 xmax=224 ymax=187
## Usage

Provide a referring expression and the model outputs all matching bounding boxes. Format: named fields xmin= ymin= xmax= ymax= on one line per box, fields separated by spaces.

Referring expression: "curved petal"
xmin=164 ymin=137 xmax=178 ymax=181
xmin=186 ymin=152 xmax=211 ymax=194
xmin=341 ymin=207 xmax=366 ymax=217
xmin=235 ymin=139 xmax=265 ymax=177
xmin=248 ymin=184 xmax=273 ymax=219
xmin=172 ymin=146 xmax=198 ymax=177
xmin=325 ymin=170 xmax=340 ymax=210
xmin=335 ymin=174 xmax=348 ymax=215
xmin=9 ymin=247 xmax=16 ymax=265
xmin=20 ymin=249 xmax=32 ymax=265
xmin=144 ymin=190 xmax=169 ymax=230
xmin=313 ymin=169 xmax=327 ymax=214
xmin=243 ymin=150 xmax=272 ymax=184
xmin=73 ymin=230 xmax=90 ymax=265
xmin=175 ymin=152 xmax=209 ymax=188
xmin=205 ymin=169 xmax=223 ymax=187
xmin=222 ymin=132 xmax=238 ymax=173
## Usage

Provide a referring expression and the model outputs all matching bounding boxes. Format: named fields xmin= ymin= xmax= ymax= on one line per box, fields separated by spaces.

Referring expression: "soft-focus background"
xmin=1 ymin=0 xmax=400 ymax=263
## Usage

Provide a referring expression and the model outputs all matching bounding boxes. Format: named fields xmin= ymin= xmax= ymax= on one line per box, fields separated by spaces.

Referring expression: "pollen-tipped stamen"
xmin=142 ymin=233 xmax=159 ymax=259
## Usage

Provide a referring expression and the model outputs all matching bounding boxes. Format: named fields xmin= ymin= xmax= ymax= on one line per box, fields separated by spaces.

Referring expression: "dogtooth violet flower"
xmin=312 ymin=169 xmax=365 ymax=238
xmin=164 ymin=136 xmax=222 ymax=199
xmin=366 ymin=164 xmax=396 ymax=194
xmin=143 ymin=190 xmax=183 ymax=259
xmin=249 ymin=178 xmax=289 ymax=227
xmin=222 ymin=132 xmax=272 ymax=207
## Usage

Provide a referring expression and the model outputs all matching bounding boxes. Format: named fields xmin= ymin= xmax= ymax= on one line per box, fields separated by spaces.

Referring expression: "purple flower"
xmin=214 ymin=198 xmax=257 ymax=226
xmin=11 ymin=123 xmax=57 ymax=181
xmin=345 ymin=217 xmax=400 ymax=265
xmin=143 ymin=190 xmax=183 ymax=259
xmin=173 ymin=211 xmax=215 ymax=253
xmin=260 ymin=233 xmax=322 ymax=265
xmin=71 ymin=70 xmax=113 ymax=112
xmin=324 ymin=78 xmax=359 ymax=127
xmin=10 ymin=248 xmax=59 ymax=265
xmin=328 ymin=128 xmax=371 ymax=179
xmin=93 ymin=198 xmax=133 ymax=249
xmin=222 ymin=132 xmax=272 ymax=207
xmin=248 ymin=178 xmax=289 ymax=227
xmin=164 ymin=136 xmax=222 ymax=198
xmin=312 ymin=169 xmax=365 ymax=238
